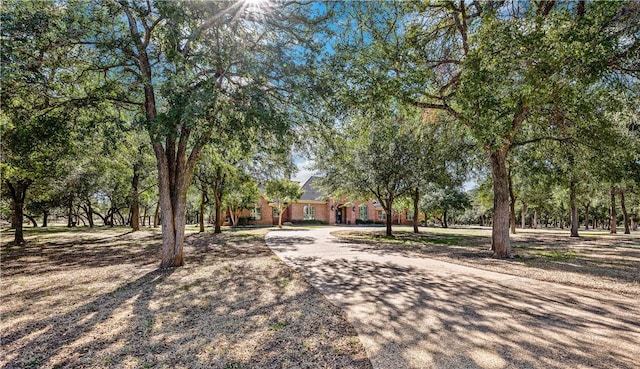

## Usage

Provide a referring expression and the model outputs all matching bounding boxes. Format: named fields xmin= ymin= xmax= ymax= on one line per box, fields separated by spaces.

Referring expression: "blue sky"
xmin=292 ymin=156 xmax=316 ymax=183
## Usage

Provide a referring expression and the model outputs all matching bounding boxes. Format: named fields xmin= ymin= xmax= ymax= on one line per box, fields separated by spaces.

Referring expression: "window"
xmin=378 ymin=210 xmax=386 ymax=220
xmin=250 ymin=204 xmax=262 ymax=220
xmin=273 ymin=208 xmax=280 ymax=218
xmin=303 ymin=205 xmax=316 ymax=220
xmin=358 ymin=205 xmax=368 ymax=220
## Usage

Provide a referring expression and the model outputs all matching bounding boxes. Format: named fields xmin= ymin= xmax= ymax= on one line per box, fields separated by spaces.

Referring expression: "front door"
xmin=335 ymin=207 xmax=342 ymax=224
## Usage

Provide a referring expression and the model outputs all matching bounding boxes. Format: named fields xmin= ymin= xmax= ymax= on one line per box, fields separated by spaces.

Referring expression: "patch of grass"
xmin=270 ymin=320 xmax=289 ymax=331
xmin=181 ymin=283 xmax=195 ymax=291
xmin=24 ymin=357 xmax=41 ymax=367
xmin=534 ymin=250 xmax=577 ymax=260
xmin=370 ymin=235 xmax=403 ymax=243
xmin=512 ymin=244 xmax=546 ymax=251
xmin=356 ymin=230 xmax=485 ymax=248
xmin=416 ymin=236 xmax=463 ymax=246
xmin=277 ymin=276 xmax=291 ymax=289
xmin=224 ymin=363 xmax=242 ymax=369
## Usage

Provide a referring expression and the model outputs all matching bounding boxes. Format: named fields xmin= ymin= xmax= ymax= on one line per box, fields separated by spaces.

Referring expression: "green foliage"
xmin=314 ymin=107 xmax=416 ymax=207
xmin=270 ymin=320 xmax=290 ymax=332
xmin=421 ymin=187 xmax=470 ymax=214
xmin=355 ymin=219 xmax=375 ymax=225
xmin=327 ymin=1 xmax=639 ymax=245
xmin=265 ymin=179 xmax=304 ymax=212
xmin=291 ymin=219 xmax=328 ymax=225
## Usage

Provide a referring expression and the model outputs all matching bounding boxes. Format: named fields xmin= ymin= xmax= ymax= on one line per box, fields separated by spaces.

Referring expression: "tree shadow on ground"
xmin=1 ymin=230 xmax=372 ymax=369
xmin=0 ymin=229 xmax=162 ymax=278
xmin=278 ymin=254 xmax=640 ymax=369
xmin=333 ymin=230 xmax=640 ymax=291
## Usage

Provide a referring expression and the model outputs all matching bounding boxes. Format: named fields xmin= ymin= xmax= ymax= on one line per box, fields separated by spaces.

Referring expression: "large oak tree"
xmin=83 ymin=0 xmax=325 ymax=267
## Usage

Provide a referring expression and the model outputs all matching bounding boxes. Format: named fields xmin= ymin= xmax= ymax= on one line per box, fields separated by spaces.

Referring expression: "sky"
xmin=292 ymin=157 xmax=316 ymax=183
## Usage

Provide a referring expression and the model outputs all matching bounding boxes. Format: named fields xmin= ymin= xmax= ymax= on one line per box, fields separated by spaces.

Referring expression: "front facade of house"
xmin=225 ymin=176 xmax=414 ymax=226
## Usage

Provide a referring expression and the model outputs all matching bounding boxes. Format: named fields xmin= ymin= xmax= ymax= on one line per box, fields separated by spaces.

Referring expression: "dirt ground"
xmin=334 ymin=226 xmax=640 ymax=296
xmin=0 ymin=226 xmax=372 ymax=369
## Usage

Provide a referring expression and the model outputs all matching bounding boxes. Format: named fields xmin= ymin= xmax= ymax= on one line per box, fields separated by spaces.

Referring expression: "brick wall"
xmin=289 ymin=202 xmax=330 ymax=223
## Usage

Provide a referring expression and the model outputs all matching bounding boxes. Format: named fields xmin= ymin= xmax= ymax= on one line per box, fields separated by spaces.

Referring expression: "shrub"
xmin=291 ymin=219 xmax=328 ymax=225
xmin=355 ymin=219 xmax=375 ymax=225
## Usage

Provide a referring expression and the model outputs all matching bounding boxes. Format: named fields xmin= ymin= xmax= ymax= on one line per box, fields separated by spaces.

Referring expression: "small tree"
xmin=225 ymin=175 xmax=259 ymax=226
xmin=421 ymin=187 xmax=471 ymax=228
xmin=266 ymin=179 xmax=303 ymax=228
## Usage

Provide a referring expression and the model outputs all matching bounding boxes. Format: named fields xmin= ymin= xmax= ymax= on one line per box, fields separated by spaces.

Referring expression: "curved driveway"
xmin=265 ymin=227 xmax=640 ymax=369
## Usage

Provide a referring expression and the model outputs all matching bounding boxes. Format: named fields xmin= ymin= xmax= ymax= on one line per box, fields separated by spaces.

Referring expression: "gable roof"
xmin=299 ymin=176 xmax=327 ymax=201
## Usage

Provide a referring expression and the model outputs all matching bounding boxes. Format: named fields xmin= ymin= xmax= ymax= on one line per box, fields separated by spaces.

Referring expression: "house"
xmin=225 ymin=176 xmax=415 ymax=226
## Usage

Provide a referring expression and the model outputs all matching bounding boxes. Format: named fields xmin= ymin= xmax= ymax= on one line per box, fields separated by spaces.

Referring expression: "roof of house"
xmin=299 ymin=176 xmax=327 ymax=201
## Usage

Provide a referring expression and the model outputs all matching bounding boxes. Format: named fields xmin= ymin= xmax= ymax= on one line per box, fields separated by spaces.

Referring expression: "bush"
xmin=355 ymin=219 xmax=375 ymax=225
xmin=291 ymin=219 xmax=328 ymax=225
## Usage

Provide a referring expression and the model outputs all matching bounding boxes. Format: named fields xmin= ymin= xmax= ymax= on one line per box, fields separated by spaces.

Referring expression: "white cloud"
xmin=292 ymin=157 xmax=318 ymax=183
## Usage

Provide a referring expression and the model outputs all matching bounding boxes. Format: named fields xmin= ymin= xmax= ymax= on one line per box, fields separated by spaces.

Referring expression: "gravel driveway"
xmin=266 ymin=227 xmax=640 ymax=369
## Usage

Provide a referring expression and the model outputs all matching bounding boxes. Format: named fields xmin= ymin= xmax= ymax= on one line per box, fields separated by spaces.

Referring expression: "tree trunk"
xmin=94 ymin=211 xmax=107 ymax=226
xmin=443 ymin=209 xmax=448 ymax=228
xmin=154 ymin=140 xmax=198 ymax=268
xmin=413 ymin=188 xmax=419 ymax=233
xmin=230 ymin=207 xmax=238 ymax=226
xmin=533 ymin=209 xmax=538 ymax=229
xmin=385 ymin=208 xmax=393 ymax=236
xmin=489 ymin=150 xmax=512 ymax=258
xmin=42 ymin=210 xmax=49 ymax=228
xmin=11 ymin=191 xmax=27 ymax=245
xmin=153 ymin=201 xmax=160 ymax=228
xmin=278 ymin=207 xmax=284 ymax=228
xmin=76 ymin=212 xmax=87 ymax=226
xmin=584 ymin=202 xmax=590 ymax=230
xmin=508 ymin=167 xmax=516 ymax=234
xmin=199 ymin=188 xmax=208 ymax=233
xmin=130 ymin=164 xmax=140 ymax=231
xmin=620 ymin=190 xmax=630 ymax=234
xmin=570 ymin=180 xmax=579 ymax=237
xmin=142 ymin=205 xmax=148 ymax=226
xmin=24 ymin=214 xmax=38 ymax=227
xmin=521 ymin=201 xmax=526 ymax=229
xmin=86 ymin=200 xmax=95 ymax=228
xmin=116 ymin=209 xmax=126 ymax=226
xmin=213 ymin=192 xmax=223 ymax=234
xmin=610 ymin=188 xmax=617 ymax=234
xmin=10 ymin=197 xmax=20 ymax=229
xmin=67 ymin=198 xmax=74 ymax=227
